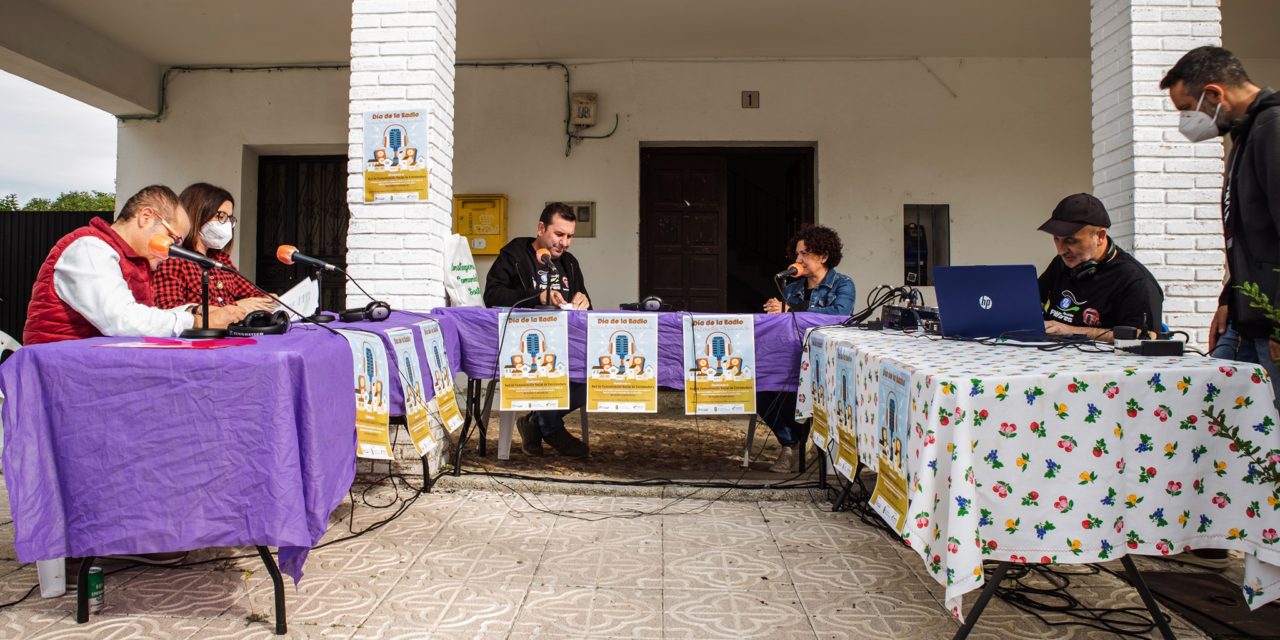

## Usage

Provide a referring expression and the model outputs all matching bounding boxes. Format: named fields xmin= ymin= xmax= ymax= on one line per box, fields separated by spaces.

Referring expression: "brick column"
xmin=1090 ymin=0 xmax=1223 ymax=345
xmin=347 ymin=0 xmax=455 ymax=310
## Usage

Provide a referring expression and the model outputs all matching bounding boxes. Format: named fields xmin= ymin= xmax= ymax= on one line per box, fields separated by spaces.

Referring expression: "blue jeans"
xmin=529 ymin=382 xmax=587 ymax=436
xmin=1211 ymin=324 xmax=1280 ymax=411
xmin=756 ymin=391 xmax=809 ymax=448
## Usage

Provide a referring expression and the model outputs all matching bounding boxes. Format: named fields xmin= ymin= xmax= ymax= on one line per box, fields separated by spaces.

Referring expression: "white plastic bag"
xmin=443 ymin=234 xmax=484 ymax=306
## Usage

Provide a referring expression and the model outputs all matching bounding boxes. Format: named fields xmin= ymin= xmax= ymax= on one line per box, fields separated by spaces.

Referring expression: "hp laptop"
xmin=932 ymin=265 xmax=1047 ymax=340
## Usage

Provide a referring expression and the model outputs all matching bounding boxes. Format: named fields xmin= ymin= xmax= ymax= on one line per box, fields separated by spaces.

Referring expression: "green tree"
xmin=19 ymin=190 xmax=114 ymax=212
xmin=0 ymin=193 xmax=19 ymax=211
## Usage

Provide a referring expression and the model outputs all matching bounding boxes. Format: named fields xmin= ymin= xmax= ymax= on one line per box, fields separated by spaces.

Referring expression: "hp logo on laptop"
xmin=978 ymin=295 xmax=993 ymax=310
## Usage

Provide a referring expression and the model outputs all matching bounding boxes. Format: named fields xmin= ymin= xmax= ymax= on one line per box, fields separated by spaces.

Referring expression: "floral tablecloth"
xmin=795 ymin=328 xmax=1280 ymax=619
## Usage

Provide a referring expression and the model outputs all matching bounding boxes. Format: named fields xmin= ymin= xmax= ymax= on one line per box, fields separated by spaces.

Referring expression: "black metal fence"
xmin=1 ymin=211 xmax=112 ymax=344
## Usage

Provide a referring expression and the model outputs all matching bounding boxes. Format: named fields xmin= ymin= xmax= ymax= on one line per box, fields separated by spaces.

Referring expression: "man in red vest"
xmin=24 ymin=185 xmax=246 ymax=345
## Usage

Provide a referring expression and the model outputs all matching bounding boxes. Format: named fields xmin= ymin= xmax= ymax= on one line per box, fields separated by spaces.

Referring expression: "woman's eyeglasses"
xmin=213 ymin=212 xmax=238 ymax=225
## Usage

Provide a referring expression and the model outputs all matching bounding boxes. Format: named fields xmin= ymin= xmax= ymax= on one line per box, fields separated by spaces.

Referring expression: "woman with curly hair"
xmin=759 ymin=224 xmax=855 ymax=472
xmin=763 ymin=224 xmax=855 ymax=316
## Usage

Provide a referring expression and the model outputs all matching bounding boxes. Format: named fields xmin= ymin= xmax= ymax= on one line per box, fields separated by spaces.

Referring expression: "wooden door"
xmin=256 ymin=156 xmax=349 ymax=312
xmin=639 ymin=152 xmax=727 ymax=312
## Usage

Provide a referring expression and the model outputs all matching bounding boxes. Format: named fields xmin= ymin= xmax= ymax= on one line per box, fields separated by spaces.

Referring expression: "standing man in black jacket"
xmin=1163 ymin=47 xmax=1280 ymax=402
xmin=1162 ymin=46 xmax=1280 ymax=572
xmin=483 ymin=202 xmax=590 ymax=457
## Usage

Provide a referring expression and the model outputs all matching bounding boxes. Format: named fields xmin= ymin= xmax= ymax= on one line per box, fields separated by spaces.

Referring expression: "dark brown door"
xmin=256 ymin=156 xmax=349 ymax=312
xmin=639 ymin=151 xmax=727 ymax=312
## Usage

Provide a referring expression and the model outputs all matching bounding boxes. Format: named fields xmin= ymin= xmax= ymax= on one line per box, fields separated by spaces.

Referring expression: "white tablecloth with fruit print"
xmin=794 ymin=327 xmax=1280 ymax=619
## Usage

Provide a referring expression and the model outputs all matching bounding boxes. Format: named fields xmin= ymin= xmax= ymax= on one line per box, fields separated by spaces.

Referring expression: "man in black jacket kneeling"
xmin=483 ymin=202 xmax=590 ymax=457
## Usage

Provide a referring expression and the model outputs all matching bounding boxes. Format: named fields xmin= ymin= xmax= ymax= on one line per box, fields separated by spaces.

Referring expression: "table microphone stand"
xmin=181 ymin=264 xmax=227 ymax=339
xmin=534 ymin=265 xmax=560 ymax=311
xmin=306 ymin=268 xmax=336 ymax=323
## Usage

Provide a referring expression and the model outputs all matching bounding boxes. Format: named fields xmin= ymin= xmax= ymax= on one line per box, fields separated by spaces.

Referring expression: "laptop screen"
xmin=931 ymin=265 xmax=1046 ymax=339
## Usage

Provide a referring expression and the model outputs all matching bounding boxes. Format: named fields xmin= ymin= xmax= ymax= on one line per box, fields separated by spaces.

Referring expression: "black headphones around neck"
xmin=339 ymin=300 xmax=392 ymax=323
xmin=227 ymin=310 xmax=291 ymax=336
xmin=1069 ymin=240 xmax=1118 ymax=281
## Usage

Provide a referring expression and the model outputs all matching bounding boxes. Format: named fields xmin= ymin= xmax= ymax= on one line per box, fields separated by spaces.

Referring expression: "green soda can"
xmin=87 ymin=566 xmax=104 ymax=612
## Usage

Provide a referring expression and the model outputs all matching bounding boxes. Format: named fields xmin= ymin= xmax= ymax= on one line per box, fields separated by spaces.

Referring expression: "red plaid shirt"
xmin=152 ymin=249 xmax=260 ymax=308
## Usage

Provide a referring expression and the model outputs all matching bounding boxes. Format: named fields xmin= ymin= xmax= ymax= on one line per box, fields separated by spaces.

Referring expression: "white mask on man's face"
xmin=1179 ymin=91 xmax=1223 ymax=143
xmin=199 ymin=220 xmax=234 ymax=250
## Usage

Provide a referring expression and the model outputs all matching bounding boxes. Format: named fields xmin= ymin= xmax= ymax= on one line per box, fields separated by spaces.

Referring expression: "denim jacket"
xmin=784 ymin=269 xmax=856 ymax=316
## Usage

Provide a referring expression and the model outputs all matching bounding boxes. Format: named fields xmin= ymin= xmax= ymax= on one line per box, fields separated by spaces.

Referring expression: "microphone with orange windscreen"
xmin=150 ymin=235 xmax=232 ymax=271
xmin=276 ymin=244 xmax=337 ymax=271
xmin=535 ymin=247 xmax=555 ymax=268
xmin=774 ymin=262 xmax=805 ymax=279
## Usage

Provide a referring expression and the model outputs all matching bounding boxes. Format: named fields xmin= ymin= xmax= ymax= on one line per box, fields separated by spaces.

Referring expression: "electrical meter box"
xmin=453 ymin=194 xmax=507 ymax=255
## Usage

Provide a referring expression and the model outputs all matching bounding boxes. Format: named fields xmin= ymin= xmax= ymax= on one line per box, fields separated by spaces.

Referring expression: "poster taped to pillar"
xmin=803 ymin=330 xmax=834 ymax=452
xmin=870 ymin=362 xmax=911 ymax=532
xmin=830 ymin=345 xmax=859 ymax=478
xmin=362 ymin=108 xmax=429 ymax=203
xmin=498 ymin=311 xmax=570 ymax=411
xmin=586 ymin=313 xmax=659 ymax=412
xmin=337 ymin=329 xmax=394 ymax=460
xmin=386 ymin=328 xmax=437 ymax=456
xmin=682 ymin=314 xmax=756 ymax=415
xmin=416 ymin=320 xmax=464 ymax=434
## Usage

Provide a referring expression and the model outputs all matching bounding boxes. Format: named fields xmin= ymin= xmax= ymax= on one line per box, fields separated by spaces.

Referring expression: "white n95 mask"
xmin=199 ymin=220 xmax=234 ymax=250
xmin=1179 ymin=92 xmax=1222 ymax=143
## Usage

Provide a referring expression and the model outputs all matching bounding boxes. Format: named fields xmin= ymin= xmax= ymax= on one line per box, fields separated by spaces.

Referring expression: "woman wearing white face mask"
xmin=153 ymin=183 xmax=276 ymax=312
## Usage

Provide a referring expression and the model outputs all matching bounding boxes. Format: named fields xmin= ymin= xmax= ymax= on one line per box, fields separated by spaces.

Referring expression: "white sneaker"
xmin=769 ymin=446 xmax=798 ymax=473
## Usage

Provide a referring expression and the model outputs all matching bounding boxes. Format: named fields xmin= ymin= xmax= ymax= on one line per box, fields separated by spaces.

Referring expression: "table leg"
xmin=498 ymin=411 xmax=514 ymax=460
xmin=832 ymin=478 xmax=854 ymax=512
xmin=952 ymin=561 xmax=1010 ymax=640
xmin=479 ymin=379 xmax=497 ymax=456
xmin=256 ymin=546 xmax=287 ymax=636
xmin=817 ymin=449 xmax=828 ymax=491
xmin=1120 ymin=555 xmax=1176 ymax=640
xmin=75 ymin=556 xmax=95 ymax=623
xmin=421 ymin=456 xmax=433 ymax=493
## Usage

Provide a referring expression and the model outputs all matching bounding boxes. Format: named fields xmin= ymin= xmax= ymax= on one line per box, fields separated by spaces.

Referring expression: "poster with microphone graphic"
xmin=870 ymin=361 xmax=911 ymax=533
xmin=498 ymin=311 xmax=570 ymax=410
xmin=831 ymin=344 xmax=859 ymax=479
xmin=586 ymin=313 xmax=659 ymax=412
xmin=337 ymin=329 xmax=395 ymax=460
xmin=361 ymin=108 xmax=429 ymax=203
xmin=386 ymin=327 xmax=437 ymax=456
xmin=416 ymin=319 xmax=464 ymax=434
xmin=803 ymin=330 xmax=835 ymax=453
xmin=682 ymin=314 xmax=756 ymax=415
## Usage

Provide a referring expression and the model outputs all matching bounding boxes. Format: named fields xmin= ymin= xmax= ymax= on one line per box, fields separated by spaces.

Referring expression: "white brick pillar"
xmin=347 ymin=0 xmax=456 ymax=310
xmin=1090 ymin=0 xmax=1224 ymax=345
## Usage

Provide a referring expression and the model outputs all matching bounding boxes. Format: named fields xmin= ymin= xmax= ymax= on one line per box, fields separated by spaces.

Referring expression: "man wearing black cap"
xmin=1036 ymin=193 xmax=1164 ymax=342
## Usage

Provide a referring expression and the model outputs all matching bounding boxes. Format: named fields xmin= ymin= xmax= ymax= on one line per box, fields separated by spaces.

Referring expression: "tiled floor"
xmin=0 ymin=482 xmax=1218 ymax=639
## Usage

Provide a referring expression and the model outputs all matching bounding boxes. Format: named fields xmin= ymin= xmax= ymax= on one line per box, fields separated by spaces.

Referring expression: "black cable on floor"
xmin=991 ymin=563 xmax=1164 ymax=638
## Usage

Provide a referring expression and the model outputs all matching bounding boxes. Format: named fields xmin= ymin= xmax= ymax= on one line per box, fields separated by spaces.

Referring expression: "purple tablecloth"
xmin=429 ymin=307 xmax=843 ymax=391
xmin=0 ymin=324 xmax=357 ymax=583
xmin=329 ymin=310 xmax=462 ymax=412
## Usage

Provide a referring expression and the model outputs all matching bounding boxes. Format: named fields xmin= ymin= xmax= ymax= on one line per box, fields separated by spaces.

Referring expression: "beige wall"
xmin=456 ymin=58 xmax=1092 ymax=310
xmin=115 ymin=58 xmax=1095 ymax=310
xmin=116 ymin=68 xmax=349 ymax=280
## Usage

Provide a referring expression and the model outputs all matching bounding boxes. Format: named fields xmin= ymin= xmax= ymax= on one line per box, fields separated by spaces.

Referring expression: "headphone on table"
xmin=1069 ymin=240 xmax=1118 ymax=281
xmin=619 ymin=296 xmax=668 ymax=312
xmin=227 ymin=310 xmax=291 ymax=336
xmin=339 ymin=300 xmax=392 ymax=323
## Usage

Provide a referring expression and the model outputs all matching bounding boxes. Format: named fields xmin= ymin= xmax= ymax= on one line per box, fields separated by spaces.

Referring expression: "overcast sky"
xmin=0 ymin=70 xmax=116 ymax=204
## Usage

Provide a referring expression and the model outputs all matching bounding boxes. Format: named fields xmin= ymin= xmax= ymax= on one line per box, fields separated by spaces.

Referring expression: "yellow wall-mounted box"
xmin=453 ymin=194 xmax=507 ymax=255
